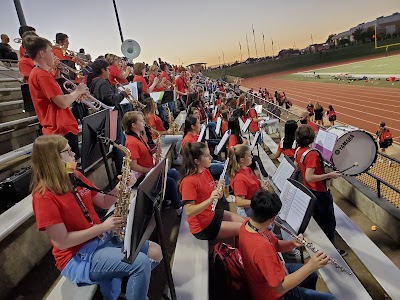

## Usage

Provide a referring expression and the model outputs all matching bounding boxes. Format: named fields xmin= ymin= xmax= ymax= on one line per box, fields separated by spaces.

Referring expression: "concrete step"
xmin=0 ymin=123 xmax=40 ymax=156
xmin=0 ymin=101 xmax=35 ymax=123
xmin=0 ymin=87 xmax=22 ymax=102
xmin=0 ymin=77 xmax=22 ymax=89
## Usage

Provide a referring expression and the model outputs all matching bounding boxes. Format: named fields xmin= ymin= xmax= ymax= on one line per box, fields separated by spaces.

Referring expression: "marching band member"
xmin=160 ymin=62 xmax=173 ymax=89
xmin=122 ymin=111 xmax=183 ymax=216
xmin=228 ymin=144 xmax=268 ymax=217
xmin=89 ymin=59 xmax=132 ymax=173
xmin=24 ymin=35 xmax=86 ymax=159
xmin=239 ymin=189 xmax=336 ymax=300
xmin=132 ymin=62 xmax=159 ymax=96
xmin=175 ymin=66 xmax=189 ymax=109
xmin=18 ymin=31 xmax=37 ymax=81
xmin=106 ymin=54 xmax=132 ymax=86
xmin=31 ymin=135 xmax=161 ymax=300
xmin=148 ymin=65 xmax=165 ymax=92
xmin=180 ymin=142 xmax=245 ymax=240
xmin=17 ymin=25 xmax=36 ymax=58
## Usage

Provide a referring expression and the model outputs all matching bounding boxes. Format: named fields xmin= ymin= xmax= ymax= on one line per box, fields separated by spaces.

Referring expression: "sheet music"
xmin=121 ymin=82 xmax=139 ymax=104
xmin=124 ymin=194 xmax=137 ymax=257
xmin=314 ymin=129 xmax=338 ymax=161
xmin=214 ymin=130 xmax=231 ymax=155
xmin=286 ymin=188 xmax=311 ymax=232
xmin=150 ymin=92 xmax=164 ymax=102
xmin=215 ymin=117 xmax=222 ymax=135
xmin=250 ymin=131 xmax=260 ymax=151
xmin=242 ymin=119 xmax=251 ymax=133
xmin=278 ymin=180 xmax=296 ymax=220
xmin=255 ymin=104 xmax=263 ymax=114
xmin=198 ymin=124 xmax=206 ymax=142
xmin=272 ymin=158 xmax=296 ymax=192
xmin=212 ymin=104 xmax=218 ymax=118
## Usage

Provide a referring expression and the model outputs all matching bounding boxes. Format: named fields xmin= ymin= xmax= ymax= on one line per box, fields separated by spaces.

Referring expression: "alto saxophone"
xmin=111 ymin=141 xmax=133 ymax=240
xmin=166 ymin=106 xmax=179 ymax=135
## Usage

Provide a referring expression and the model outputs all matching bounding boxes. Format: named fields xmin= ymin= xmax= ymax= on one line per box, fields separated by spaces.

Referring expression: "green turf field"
xmin=302 ymin=54 xmax=400 ymax=75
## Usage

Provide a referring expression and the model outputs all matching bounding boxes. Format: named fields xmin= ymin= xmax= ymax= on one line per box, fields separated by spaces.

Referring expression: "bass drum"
xmin=327 ymin=126 xmax=377 ymax=176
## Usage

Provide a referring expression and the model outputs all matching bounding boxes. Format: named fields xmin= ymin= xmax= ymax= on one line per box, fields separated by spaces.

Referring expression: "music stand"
xmin=81 ymin=109 xmax=113 ymax=188
xmin=123 ymin=158 xmax=177 ymax=300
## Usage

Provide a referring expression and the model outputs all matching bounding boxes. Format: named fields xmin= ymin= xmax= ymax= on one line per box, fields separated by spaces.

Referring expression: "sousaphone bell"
xmin=121 ymin=39 xmax=141 ymax=62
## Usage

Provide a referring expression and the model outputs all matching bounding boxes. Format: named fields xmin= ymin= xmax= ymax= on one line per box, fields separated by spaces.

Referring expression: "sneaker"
xmin=226 ymin=195 xmax=236 ymax=203
xmin=337 ymin=249 xmax=348 ymax=257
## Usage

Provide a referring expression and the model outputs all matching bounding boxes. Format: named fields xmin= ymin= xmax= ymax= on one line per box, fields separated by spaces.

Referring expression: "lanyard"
xmin=131 ymin=132 xmax=153 ymax=157
xmin=72 ymin=187 xmax=94 ymax=225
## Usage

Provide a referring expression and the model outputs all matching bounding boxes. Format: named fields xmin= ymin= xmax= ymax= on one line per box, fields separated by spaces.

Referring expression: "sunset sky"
xmin=1 ymin=0 xmax=399 ymax=66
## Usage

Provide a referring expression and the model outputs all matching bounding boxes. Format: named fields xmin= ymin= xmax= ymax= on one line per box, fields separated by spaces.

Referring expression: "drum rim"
xmin=330 ymin=129 xmax=378 ymax=176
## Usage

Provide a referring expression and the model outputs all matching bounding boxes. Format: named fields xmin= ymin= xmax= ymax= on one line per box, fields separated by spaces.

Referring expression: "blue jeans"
xmin=167 ymin=101 xmax=178 ymax=117
xmin=89 ymin=239 xmax=157 ymax=300
xmin=157 ymin=103 xmax=167 ymax=122
xmin=209 ymin=160 xmax=230 ymax=185
xmin=207 ymin=121 xmax=217 ymax=139
xmin=282 ymin=263 xmax=336 ymax=300
xmin=166 ymin=169 xmax=182 ymax=209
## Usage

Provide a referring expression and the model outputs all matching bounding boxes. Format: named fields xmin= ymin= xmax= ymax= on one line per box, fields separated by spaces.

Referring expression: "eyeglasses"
xmin=60 ymin=148 xmax=74 ymax=156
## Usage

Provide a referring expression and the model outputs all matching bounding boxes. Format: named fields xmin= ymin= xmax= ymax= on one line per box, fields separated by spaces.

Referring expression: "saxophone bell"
xmin=114 ymin=80 xmax=146 ymax=110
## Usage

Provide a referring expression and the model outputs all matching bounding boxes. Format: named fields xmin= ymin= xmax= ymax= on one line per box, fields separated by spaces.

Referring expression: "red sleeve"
xmin=148 ymin=114 xmax=156 ymax=128
xmin=37 ymin=72 xmax=63 ymax=99
xmin=181 ymin=178 xmax=198 ymax=201
xmin=304 ymin=151 xmax=320 ymax=170
xmin=232 ymin=177 xmax=248 ymax=198
xmin=255 ymin=253 xmax=286 ymax=288
xmin=32 ymin=193 xmax=63 ymax=231
xmin=126 ymin=139 xmax=141 ymax=161
xmin=109 ymin=66 xmax=120 ymax=78
xmin=249 ymin=109 xmax=257 ymax=118
xmin=141 ymin=77 xmax=149 ymax=92
xmin=18 ymin=58 xmax=34 ymax=79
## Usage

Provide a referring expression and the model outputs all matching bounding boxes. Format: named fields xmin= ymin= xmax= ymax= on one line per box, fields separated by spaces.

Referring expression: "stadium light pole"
xmin=112 ymin=0 xmax=124 ymax=43
xmin=13 ymin=0 xmax=27 ymax=26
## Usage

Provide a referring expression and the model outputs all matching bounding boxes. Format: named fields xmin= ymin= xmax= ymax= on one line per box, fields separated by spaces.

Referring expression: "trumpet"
xmin=56 ymin=60 xmax=84 ymax=80
xmin=62 ymin=76 xmax=114 ymax=112
xmin=114 ymin=80 xmax=146 ymax=110
xmin=53 ymin=43 xmax=91 ymax=69
xmin=14 ymin=38 xmax=22 ymax=44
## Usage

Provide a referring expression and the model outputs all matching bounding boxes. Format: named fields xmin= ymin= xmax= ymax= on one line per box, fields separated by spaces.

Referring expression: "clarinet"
xmin=211 ymin=158 xmax=230 ymax=212
xmin=273 ymin=220 xmax=353 ymax=275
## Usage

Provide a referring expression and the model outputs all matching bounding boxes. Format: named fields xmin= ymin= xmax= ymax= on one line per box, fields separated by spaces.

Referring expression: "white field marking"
xmin=266 ymin=82 xmax=400 ymax=117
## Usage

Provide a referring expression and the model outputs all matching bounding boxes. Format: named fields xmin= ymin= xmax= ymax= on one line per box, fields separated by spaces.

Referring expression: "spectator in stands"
xmin=294 ymin=125 xmax=346 ymax=256
xmin=239 ymin=189 xmax=337 ymax=300
xmin=299 ymin=111 xmax=318 ymax=132
xmin=0 ymin=34 xmax=18 ymax=60
xmin=31 ymin=134 xmax=161 ymax=300
xmin=275 ymin=120 xmax=298 ymax=160
xmin=122 ymin=111 xmax=183 ymax=216
xmin=180 ymin=142 xmax=245 ymax=240
xmin=314 ymin=102 xmax=324 ymax=126
xmin=89 ymin=59 xmax=131 ymax=173
xmin=24 ymin=35 xmax=85 ymax=159
xmin=306 ymin=101 xmax=315 ymax=121
xmin=326 ymin=105 xmax=336 ymax=126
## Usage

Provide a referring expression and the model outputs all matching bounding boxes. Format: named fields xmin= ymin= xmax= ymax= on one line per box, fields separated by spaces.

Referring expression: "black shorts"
xmin=193 ymin=209 xmax=224 ymax=240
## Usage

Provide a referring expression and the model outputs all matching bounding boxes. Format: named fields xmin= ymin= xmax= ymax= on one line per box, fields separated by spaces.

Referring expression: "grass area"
xmin=301 ymin=54 xmax=400 ymax=75
xmin=278 ymin=74 xmax=400 ymax=89
xmin=204 ymin=42 xmax=400 ymax=79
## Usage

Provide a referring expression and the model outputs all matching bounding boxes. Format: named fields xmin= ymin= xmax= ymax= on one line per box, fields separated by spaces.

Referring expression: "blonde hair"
xmin=31 ymin=135 xmax=74 ymax=195
xmin=314 ymin=102 xmax=322 ymax=110
xmin=141 ymin=98 xmax=156 ymax=122
xmin=228 ymin=144 xmax=250 ymax=178
xmin=148 ymin=65 xmax=158 ymax=74
xmin=237 ymin=94 xmax=246 ymax=106
xmin=122 ymin=111 xmax=144 ymax=135
xmin=105 ymin=54 xmax=119 ymax=66
xmin=133 ymin=62 xmax=146 ymax=75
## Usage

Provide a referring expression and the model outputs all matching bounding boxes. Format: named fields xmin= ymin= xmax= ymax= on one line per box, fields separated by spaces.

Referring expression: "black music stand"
xmin=123 ymin=158 xmax=177 ymax=300
xmin=81 ymin=109 xmax=113 ymax=188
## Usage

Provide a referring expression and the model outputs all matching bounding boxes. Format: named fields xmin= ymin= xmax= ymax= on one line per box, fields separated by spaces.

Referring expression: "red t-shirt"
xmin=277 ymin=139 xmax=296 ymax=158
xmin=295 ymin=147 xmax=326 ymax=192
xmin=160 ymin=70 xmax=169 ymax=81
xmin=175 ymin=76 xmax=187 ymax=94
xmin=125 ymin=135 xmax=154 ymax=168
xmin=305 ymin=121 xmax=318 ymax=133
xmin=28 ymin=67 xmax=79 ymax=136
xmin=230 ymin=167 xmax=260 ymax=200
xmin=238 ymin=223 xmax=286 ymax=300
xmin=133 ymin=75 xmax=149 ymax=93
xmin=149 ymin=74 xmax=165 ymax=92
xmin=248 ymin=109 xmax=259 ymax=133
xmin=148 ymin=113 xmax=166 ymax=140
xmin=180 ymin=169 xmax=216 ymax=234
xmin=18 ymin=56 xmax=35 ymax=80
xmin=109 ymin=65 xmax=128 ymax=86
xmin=221 ymin=120 xmax=228 ymax=135
xmin=181 ymin=132 xmax=199 ymax=151
xmin=53 ymin=47 xmax=71 ymax=61
xmin=227 ymin=135 xmax=239 ymax=152
xmin=32 ymin=172 xmax=100 ymax=271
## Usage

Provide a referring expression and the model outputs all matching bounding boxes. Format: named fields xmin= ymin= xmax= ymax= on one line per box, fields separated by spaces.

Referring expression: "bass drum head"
xmin=331 ymin=130 xmax=377 ymax=176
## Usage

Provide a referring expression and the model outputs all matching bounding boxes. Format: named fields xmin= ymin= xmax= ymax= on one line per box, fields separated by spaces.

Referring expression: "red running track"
xmin=243 ymin=76 xmax=400 ymax=142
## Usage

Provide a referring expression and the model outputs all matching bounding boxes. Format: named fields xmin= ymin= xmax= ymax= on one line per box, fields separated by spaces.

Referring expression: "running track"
xmin=243 ymin=76 xmax=400 ymax=142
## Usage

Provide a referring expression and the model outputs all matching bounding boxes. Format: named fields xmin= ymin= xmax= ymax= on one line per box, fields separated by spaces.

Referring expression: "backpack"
xmin=328 ymin=110 xmax=336 ymax=121
xmin=209 ymin=243 xmax=251 ymax=300
xmin=380 ymin=128 xmax=393 ymax=146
